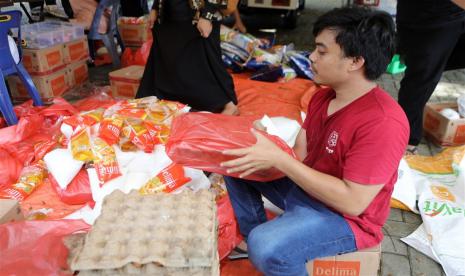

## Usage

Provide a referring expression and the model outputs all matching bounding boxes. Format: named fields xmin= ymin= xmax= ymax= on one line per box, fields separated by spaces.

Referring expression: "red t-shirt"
xmin=302 ymin=87 xmax=409 ymax=249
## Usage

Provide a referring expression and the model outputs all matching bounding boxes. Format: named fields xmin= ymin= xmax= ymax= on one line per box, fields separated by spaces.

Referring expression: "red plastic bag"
xmin=0 ymin=146 xmax=22 ymax=188
xmin=121 ymin=47 xmax=135 ymax=67
xmin=217 ymin=194 xmax=243 ymax=260
xmin=0 ymin=219 xmax=90 ymax=275
xmin=166 ymin=113 xmax=296 ymax=182
xmin=50 ymin=169 xmax=93 ymax=205
xmin=0 ymin=113 xmax=44 ymax=145
xmin=134 ymin=39 xmax=152 ymax=66
xmin=73 ymin=90 xmax=117 ymax=112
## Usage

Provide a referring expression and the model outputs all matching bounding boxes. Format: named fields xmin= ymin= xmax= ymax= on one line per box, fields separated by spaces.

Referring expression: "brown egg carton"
xmin=69 ymin=190 xmax=218 ymax=275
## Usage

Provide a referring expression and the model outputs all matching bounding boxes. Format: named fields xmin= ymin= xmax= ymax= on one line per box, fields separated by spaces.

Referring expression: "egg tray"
xmin=69 ymin=190 xmax=218 ymax=275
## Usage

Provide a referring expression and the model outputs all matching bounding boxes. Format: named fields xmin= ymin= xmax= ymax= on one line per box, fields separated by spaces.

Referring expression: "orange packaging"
xmin=122 ymin=120 xmax=154 ymax=153
xmin=117 ymin=107 xmax=147 ymax=120
xmin=144 ymin=121 xmax=170 ymax=145
xmin=306 ymin=245 xmax=381 ymax=276
xmin=117 ymin=16 xmax=152 ymax=47
xmin=66 ymin=60 xmax=89 ymax=86
xmin=70 ymin=127 xmax=94 ymax=162
xmin=99 ymin=115 xmax=124 ymax=145
xmin=63 ymin=37 xmax=89 ymax=64
xmin=0 ymin=161 xmax=47 ymax=202
xmin=92 ymin=138 xmax=122 ymax=185
xmin=7 ymin=67 xmax=70 ymax=104
xmin=22 ymin=44 xmax=65 ymax=75
xmin=139 ymin=163 xmax=191 ymax=194
xmin=64 ymin=109 xmax=105 ymax=129
xmin=109 ymin=65 xmax=145 ymax=99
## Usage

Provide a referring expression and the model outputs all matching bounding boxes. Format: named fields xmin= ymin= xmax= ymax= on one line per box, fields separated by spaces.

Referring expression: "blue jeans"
xmin=224 ymin=176 xmax=357 ymax=276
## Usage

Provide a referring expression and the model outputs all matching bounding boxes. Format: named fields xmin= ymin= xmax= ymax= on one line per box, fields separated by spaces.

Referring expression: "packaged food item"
xmin=286 ymin=51 xmax=314 ymax=80
xmin=250 ymin=65 xmax=283 ymax=82
xmin=0 ymin=161 xmax=47 ymax=201
xmin=281 ymin=65 xmax=297 ymax=82
xmin=98 ymin=115 xmax=124 ymax=145
xmin=139 ymin=163 xmax=191 ymax=194
xmin=144 ymin=121 xmax=165 ymax=145
xmin=116 ymin=107 xmax=147 ymax=120
xmin=64 ymin=108 xmax=105 ymax=129
xmin=222 ymin=53 xmax=244 ymax=73
xmin=92 ymin=138 xmax=122 ymax=185
xmin=220 ymin=42 xmax=250 ymax=64
xmin=70 ymin=126 xmax=94 ymax=162
xmin=251 ymin=47 xmax=283 ymax=65
xmin=122 ymin=119 xmax=154 ymax=153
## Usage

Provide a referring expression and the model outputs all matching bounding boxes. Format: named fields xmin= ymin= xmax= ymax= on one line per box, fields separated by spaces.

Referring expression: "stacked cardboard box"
xmin=7 ymin=36 xmax=89 ymax=104
xmin=109 ymin=65 xmax=145 ymax=99
xmin=0 ymin=199 xmax=24 ymax=224
xmin=118 ymin=17 xmax=152 ymax=47
xmin=306 ymin=245 xmax=381 ymax=276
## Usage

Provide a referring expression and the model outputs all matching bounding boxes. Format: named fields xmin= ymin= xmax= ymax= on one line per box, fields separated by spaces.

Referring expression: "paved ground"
xmin=87 ymin=2 xmax=465 ymax=275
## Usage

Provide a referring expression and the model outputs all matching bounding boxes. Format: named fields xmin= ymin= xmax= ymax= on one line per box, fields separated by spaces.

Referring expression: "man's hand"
xmin=221 ymin=129 xmax=287 ymax=178
xmin=149 ymin=10 xmax=157 ymax=29
xmin=197 ymin=18 xmax=213 ymax=38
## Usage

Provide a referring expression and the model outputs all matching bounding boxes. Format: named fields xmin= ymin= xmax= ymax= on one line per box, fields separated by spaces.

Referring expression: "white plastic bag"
xmin=261 ymin=115 xmax=301 ymax=148
xmin=44 ymin=148 xmax=84 ymax=190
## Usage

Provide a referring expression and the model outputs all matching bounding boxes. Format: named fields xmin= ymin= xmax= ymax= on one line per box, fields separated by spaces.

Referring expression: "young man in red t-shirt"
xmin=221 ymin=7 xmax=409 ymax=275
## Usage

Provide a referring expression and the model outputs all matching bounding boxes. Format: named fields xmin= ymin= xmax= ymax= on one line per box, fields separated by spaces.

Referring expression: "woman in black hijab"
xmin=136 ymin=0 xmax=238 ymax=115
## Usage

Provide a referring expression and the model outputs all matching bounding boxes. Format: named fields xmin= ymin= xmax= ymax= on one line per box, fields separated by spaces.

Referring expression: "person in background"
xmin=136 ymin=0 xmax=238 ymax=115
xmin=232 ymin=10 xmax=246 ymax=33
xmin=396 ymin=0 xmax=465 ymax=154
xmin=221 ymin=7 xmax=409 ymax=275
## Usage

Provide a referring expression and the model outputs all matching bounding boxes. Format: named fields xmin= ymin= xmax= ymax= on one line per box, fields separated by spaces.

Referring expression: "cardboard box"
xmin=109 ymin=65 xmax=145 ymax=98
xmin=63 ymin=37 xmax=89 ymax=64
xmin=22 ymin=44 xmax=65 ymax=75
xmin=423 ymin=102 xmax=465 ymax=146
xmin=7 ymin=67 xmax=70 ymax=104
xmin=118 ymin=19 xmax=152 ymax=47
xmin=67 ymin=60 xmax=89 ymax=86
xmin=306 ymin=245 xmax=381 ymax=276
xmin=0 ymin=199 xmax=24 ymax=224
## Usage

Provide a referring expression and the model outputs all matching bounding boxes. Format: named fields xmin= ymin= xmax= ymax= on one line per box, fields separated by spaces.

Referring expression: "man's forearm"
xmin=452 ymin=0 xmax=465 ymax=9
xmin=275 ymin=154 xmax=363 ymax=216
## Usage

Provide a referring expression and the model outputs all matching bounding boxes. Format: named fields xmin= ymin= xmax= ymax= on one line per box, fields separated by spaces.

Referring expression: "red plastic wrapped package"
xmin=217 ymin=194 xmax=243 ymax=260
xmin=0 ymin=219 xmax=90 ymax=275
xmin=165 ymin=113 xmax=296 ymax=182
xmin=50 ymin=169 xmax=93 ymax=205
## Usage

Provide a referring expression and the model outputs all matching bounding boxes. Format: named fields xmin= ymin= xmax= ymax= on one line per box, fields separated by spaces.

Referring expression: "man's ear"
xmin=349 ymin=56 xmax=365 ymax=72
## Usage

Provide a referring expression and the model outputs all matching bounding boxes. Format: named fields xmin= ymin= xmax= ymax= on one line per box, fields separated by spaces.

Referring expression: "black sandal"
xmin=228 ymin=246 xmax=248 ymax=260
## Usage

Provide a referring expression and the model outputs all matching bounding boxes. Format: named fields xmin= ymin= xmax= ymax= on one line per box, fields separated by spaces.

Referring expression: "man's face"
xmin=309 ymin=28 xmax=353 ymax=86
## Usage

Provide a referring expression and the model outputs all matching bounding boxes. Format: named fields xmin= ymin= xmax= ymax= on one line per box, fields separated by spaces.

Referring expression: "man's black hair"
xmin=313 ymin=7 xmax=395 ymax=80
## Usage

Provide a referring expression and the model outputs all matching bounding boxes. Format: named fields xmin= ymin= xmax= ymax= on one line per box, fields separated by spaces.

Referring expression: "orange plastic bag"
xmin=166 ymin=113 xmax=296 ymax=182
xmin=0 ymin=219 xmax=90 ymax=275
xmin=233 ymin=73 xmax=319 ymax=123
xmin=21 ymin=179 xmax=86 ymax=220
